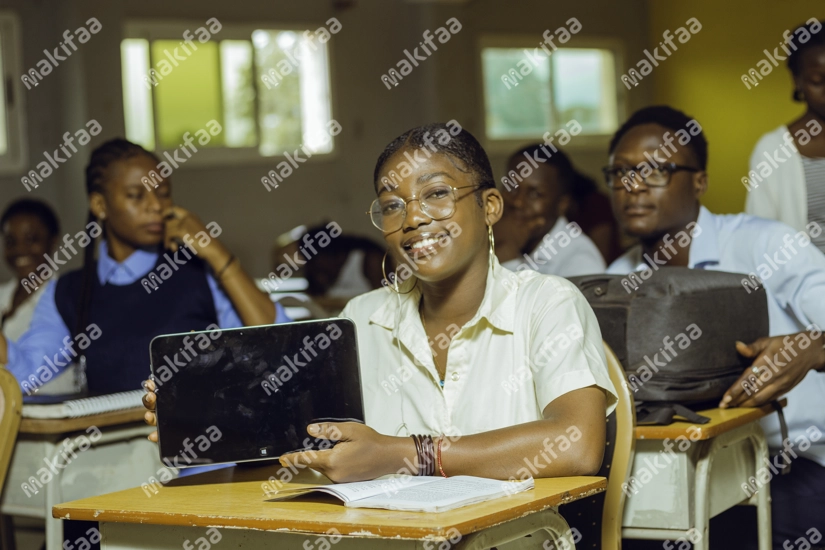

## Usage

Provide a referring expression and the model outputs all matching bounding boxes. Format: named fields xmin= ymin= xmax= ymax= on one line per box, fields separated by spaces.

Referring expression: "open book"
xmin=266 ymin=475 xmax=534 ymax=513
xmin=22 ymin=389 xmax=145 ymax=419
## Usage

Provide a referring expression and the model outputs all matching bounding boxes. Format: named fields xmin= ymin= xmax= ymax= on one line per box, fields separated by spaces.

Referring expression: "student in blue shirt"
xmin=0 ymin=138 xmax=288 ymax=394
xmin=604 ymin=106 xmax=825 ymax=549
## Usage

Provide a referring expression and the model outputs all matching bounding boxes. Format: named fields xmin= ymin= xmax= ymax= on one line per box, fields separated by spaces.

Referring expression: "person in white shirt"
xmin=495 ymin=144 xmax=606 ymax=277
xmin=144 ymin=124 xmax=617 ymax=547
xmin=604 ymin=105 xmax=825 ymax=549
xmin=746 ymin=19 xmax=825 ymax=254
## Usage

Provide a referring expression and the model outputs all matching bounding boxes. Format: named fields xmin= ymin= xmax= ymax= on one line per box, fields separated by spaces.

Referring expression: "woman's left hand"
xmin=279 ymin=422 xmax=410 ymax=483
xmin=162 ymin=206 xmax=229 ymax=264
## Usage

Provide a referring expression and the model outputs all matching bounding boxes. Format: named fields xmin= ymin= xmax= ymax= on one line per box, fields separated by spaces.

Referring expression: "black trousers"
xmin=623 ymin=456 xmax=825 ymax=550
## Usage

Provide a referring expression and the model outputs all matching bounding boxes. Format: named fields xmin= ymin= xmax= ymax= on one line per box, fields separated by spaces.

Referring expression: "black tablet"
xmin=149 ymin=319 xmax=363 ymax=466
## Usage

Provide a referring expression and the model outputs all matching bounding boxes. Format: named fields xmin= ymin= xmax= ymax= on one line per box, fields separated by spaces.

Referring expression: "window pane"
xmin=482 ymin=48 xmax=552 ymax=140
xmin=151 ymin=40 xmax=224 ymax=148
xmin=220 ymin=40 xmax=257 ymax=148
xmin=121 ymin=39 xmax=155 ymax=150
xmin=553 ymin=49 xmax=617 ymax=135
xmin=253 ymin=30 xmax=332 ymax=156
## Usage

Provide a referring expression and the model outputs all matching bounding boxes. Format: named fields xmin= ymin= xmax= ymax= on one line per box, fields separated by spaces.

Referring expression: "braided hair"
xmin=373 ymin=123 xmax=494 ymax=206
xmin=77 ymin=138 xmax=159 ymax=337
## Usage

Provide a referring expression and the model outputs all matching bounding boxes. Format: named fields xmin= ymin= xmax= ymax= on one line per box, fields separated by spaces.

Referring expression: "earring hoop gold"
xmin=487 ymin=223 xmax=496 ymax=262
xmin=382 ymin=251 xmax=417 ymax=294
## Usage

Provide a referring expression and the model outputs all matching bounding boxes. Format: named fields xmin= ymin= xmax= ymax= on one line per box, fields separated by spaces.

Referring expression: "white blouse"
xmin=340 ymin=256 xmax=617 ymax=439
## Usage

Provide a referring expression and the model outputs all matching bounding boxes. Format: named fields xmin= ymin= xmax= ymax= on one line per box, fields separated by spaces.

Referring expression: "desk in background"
xmin=622 ymin=403 xmax=780 ymax=550
xmin=2 ymin=407 xmax=162 ymax=550
xmin=54 ymin=466 xmax=606 ymax=549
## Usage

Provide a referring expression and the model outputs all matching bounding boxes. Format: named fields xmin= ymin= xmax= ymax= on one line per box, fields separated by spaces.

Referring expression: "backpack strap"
xmin=770 ymin=400 xmax=792 ymax=475
xmin=635 ymin=403 xmax=711 ymax=425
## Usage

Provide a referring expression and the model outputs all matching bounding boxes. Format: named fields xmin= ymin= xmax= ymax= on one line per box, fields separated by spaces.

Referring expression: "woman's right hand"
xmin=142 ymin=379 xmax=159 ymax=443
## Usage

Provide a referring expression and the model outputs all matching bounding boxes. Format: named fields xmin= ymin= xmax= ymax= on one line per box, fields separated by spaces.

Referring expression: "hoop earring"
xmin=488 ymin=223 xmax=496 ymax=262
xmin=793 ymin=89 xmax=804 ymax=102
xmin=382 ymin=251 xmax=417 ymax=294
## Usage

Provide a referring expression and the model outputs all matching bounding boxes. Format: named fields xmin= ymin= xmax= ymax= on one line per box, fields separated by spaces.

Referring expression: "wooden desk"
xmin=623 ymin=404 xmax=779 ymax=550
xmin=3 ymin=408 xmax=163 ymax=550
xmin=53 ymin=467 xmax=606 ymax=549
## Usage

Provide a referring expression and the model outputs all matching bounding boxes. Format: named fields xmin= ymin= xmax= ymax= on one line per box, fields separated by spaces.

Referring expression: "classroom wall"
xmin=648 ymin=0 xmax=825 ymax=214
xmin=0 ymin=0 xmax=651 ymax=281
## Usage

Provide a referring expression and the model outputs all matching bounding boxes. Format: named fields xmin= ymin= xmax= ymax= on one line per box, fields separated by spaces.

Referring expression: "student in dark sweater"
xmin=0 ymin=138 xmax=287 ymax=394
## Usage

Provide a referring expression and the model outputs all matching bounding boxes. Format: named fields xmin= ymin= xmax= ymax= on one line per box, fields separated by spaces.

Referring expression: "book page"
xmin=350 ymin=476 xmax=534 ymax=513
xmin=267 ymin=475 xmax=439 ymax=503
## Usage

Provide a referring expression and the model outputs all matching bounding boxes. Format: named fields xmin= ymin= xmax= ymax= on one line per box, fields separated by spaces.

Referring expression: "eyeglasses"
xmin=602 ymin=162 xmax=701 ymax=191
xmin=367 ymin=183 xmax=478 ymax=233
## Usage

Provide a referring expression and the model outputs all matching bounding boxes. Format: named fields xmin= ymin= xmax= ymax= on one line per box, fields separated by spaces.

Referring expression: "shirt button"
xmin=451 ymin=372 xmax=459 ymax=381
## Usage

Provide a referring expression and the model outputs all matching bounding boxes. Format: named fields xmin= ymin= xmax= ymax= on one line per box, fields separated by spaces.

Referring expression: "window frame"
xmin=122 ymin=19 xmax=338 ymax=168
xmin=477 ymin=34 xmax=627 ymax=154
xmin=0 ymin=11 xmax=28 ymax=175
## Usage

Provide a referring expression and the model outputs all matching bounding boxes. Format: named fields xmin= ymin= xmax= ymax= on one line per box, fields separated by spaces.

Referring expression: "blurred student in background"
xmin=0 ymin=138 xmax=287 ymax=395
xmin=495 ymin=144 xmax=606 ymax=277
xmin=747 ymin=19 xmax=825 ymax=254
xmin=565 ymin=160 xmax=624 ymax=264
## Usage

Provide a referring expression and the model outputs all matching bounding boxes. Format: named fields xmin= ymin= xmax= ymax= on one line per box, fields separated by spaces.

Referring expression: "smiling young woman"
xmin=143 ymin=124 xmax=616 ymax=506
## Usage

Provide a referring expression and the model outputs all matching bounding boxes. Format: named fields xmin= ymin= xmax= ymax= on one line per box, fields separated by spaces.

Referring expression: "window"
xmin=121 ymin=20 xmax=335 ymax=163
xmin=0 ymin=12 xmax=27 ymax=174
xmin=480 ymin=36 xmax=623 ymax=148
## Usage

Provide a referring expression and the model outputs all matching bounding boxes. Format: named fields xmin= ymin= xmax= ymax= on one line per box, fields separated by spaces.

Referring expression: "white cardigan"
xmin=745 ymin=125 xmax=808 ymax=231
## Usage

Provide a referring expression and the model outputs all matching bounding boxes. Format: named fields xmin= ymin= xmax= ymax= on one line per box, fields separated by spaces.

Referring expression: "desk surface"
xmin=634 ymin=400 xmax=784 ymax=441
xmin=20 ymin=407 xmax=146 ymax=434
xmin=53 ymin=465 xmax=605 ymax=540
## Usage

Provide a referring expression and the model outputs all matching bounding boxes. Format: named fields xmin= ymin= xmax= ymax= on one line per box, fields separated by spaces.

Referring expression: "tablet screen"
xmin=149 ymin=319 xmax=363 ymax=466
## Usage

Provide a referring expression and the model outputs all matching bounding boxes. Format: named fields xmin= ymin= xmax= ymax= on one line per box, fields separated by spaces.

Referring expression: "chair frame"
xmin=0 ymin=368 xmax=23 ymax=550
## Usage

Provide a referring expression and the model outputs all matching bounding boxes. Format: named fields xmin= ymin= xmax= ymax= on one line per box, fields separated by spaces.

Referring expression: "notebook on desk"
xmin=22 ymin=389 xmax=145 ymax=419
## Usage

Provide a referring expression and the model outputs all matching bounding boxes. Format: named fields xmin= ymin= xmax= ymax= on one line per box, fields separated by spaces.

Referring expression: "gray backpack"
xmin=569 ymin=267 xmax=769 ymax=424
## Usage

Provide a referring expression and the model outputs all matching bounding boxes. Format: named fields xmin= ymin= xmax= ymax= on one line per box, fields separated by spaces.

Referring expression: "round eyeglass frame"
xmin=367 ymin=183 xmax=479 ymax=233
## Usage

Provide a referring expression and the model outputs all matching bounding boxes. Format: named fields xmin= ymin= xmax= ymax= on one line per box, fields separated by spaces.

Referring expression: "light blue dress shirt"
xmin=608 ymin=206 xmax=825 ymax=466
xmin=6 ymin=241 xmax=289 ymax=389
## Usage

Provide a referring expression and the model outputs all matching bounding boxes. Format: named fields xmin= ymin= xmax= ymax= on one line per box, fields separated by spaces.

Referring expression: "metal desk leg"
xmin=455 ymin=507 xmax=573 ymax=550
xmin=693 ymin=422 xmax=771 ymax=550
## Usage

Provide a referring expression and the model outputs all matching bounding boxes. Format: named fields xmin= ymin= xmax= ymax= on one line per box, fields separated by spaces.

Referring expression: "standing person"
xmin=0 ymin=138 xmax=288 ymax=394
xmin=605 ymin=106 xmax=825 ymax=550
xmin=146 ymin=123 xmax=617 ymax=549
xmin=495 ymin=144 xmax=606 ymax=277
xmin=746 ymin=18 xmax=825 ymax=253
